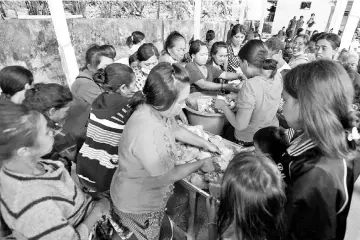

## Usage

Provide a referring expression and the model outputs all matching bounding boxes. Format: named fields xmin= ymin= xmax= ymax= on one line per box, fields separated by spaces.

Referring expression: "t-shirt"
xmin=70 ymin=69 xmax=103 ymax=105
xmin=185 ymin=62 xmax=223 ymax=92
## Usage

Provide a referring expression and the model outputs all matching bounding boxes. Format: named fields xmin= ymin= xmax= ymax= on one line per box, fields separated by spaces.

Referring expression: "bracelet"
xmin=207 ymin=222 xmax=217 ymax=225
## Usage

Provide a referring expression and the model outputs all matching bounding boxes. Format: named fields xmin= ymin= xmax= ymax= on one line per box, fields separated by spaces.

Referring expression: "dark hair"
xmin=311 ymin=13 xmax=315 ymax=17
xmin=218 ymin=152 xmax=286 ymax=240
xmin=126 ymin=31 xmax=145 ymax=47
xmin=296 ymin=28 xmax=304 ymax=36
xmin=239 ymin=40 xmax=278 ymax=78
xmin=206 ymin=30 xmax=215 ymax=42
xmin=312 ymin=30 xmax=319 ymax=36
xmin=300 ymin=15 xmax=304 ymax=18
xmin=294 ymin=34 xmax=310 ymax=45
xmin=265 ymin=37 xmax=285 ymax=52
xmin=310 ymin=32 xmax=321 ymax=43
xmin=210 ymin=41 xmax=228 ymax=56
xmin=189 ymin=40 xmax=207 ymax=56
xmin=129 ymin=53 xmax=138 ymax=66
xmin=230 ymin=24 xmax=246 ymax=39
xmin=317 ymin=33 xmax=341 ymax=50
xmin=0 ymin=100 xmax=42 ymax=160
xmin=83 ymin=44 xmax=112 ymax=70
xmin=253 ymin=127 xmax=290 ymax=161
xmin=131 ymin=62 xmax=190 ymax=111
xmin=164 ymin=31 xmax=185 ymax=54
xmin=93 ymin=63 xmax=135 ymax=92
xmin=0 ymin=66 xmax=33 ymax=98
xmin=23 ymin=83 xmax=73 ymax=118
xmin=100 ymin=44 xmax=116 ymax=59
xmin=137 ymin=43 xmax=159 ymax=62
xmin=284 ymin=60 xmax=356 ymax=159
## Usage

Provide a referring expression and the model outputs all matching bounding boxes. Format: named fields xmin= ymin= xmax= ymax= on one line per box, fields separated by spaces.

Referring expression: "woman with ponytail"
xmin=279 ymin=60 xmax=360 ymax=240
xmin=126 ymin=31 xmax=145 ymax=55
xmin=110 ymin=62 xmax=220 ymax=240
xmin=76 ymin=63 xmax=137 ymax=194
xmin=215 ymin=39 xmax=281 ymax=146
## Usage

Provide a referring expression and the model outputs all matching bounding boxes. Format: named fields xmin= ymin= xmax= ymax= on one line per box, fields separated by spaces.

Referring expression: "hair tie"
xmin=348 ymin=127 xmax=360 ymax=141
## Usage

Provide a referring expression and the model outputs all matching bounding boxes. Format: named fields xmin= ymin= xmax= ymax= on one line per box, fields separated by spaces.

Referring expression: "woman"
xmin=316 ymin=33 xmax=341 ymax=60
xmin=71 ymin=44 xmax=114 ymax=105
xmin=215 ymin=40 xmax=281 ymax=146
xmin=205 ymin=29 xmax=216 ymax=51
xmin=288 ymin=34 xmax=310 ymax=68
xmin=185 ymin=40 xmax=243 ymax=92
xmin=132 ymin=43 xmax=159 ymax=91
xmin=0 ymin=65 xmax=33 ymax=104
xmin=76 ymin=63 xmax=138 ymax=194
xmin=23 ymin=83 xmax=76 ymax=172
xmin=110 ymin=62 xmax=219 ymax=240
xmin=207 ymin=41 xmax=228 ymax=71
xmin=227 ymin=24 xmax=246 ymax=73
xmin=206 ymin=152 xmax=286 ymax=240
xmin=159 ymin=31 xmax=186 ymax=65
xmin=126 ymin=31 xmax=145 ymax=55
xmin=0 ymin=101 xmax=109 ymax=240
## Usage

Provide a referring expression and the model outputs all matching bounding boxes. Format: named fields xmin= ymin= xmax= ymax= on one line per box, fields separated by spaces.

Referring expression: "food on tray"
xmin=189 ymin=95 xmax=235 ymax=114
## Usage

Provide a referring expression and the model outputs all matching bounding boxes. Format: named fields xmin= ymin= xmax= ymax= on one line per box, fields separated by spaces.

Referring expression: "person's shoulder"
xmin=185 ymin=61 xmax=196 ymax=69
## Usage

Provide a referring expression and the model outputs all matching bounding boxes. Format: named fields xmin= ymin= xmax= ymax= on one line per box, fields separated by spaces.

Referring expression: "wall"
xmin=0 ymin=18 xmax=228 ymax=85
xmin=272 ymin=0 xmax=333 ymax=34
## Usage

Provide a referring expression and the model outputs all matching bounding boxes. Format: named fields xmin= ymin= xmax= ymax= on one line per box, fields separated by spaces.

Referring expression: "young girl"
xmin=215 ymin=40 xmax=281 ymax=146
xmin=280 ymin=60 xmax=360 ymax=239
xmin=76 ymin=63 xmax=138 ymax=194
xmin=159 ymin=31 xmax=186 ymax=65
xmin=185 ymin=40 xmax=243 ymax=92
xmin=23 ymin=83 xmax=76 ymax=172
xmin=206 ymin=152 xmax=286 ymax=240
xmin=315 ymin=33 xmax=341 ymax=60
xmin=227 ymin=24 xmax=246 ymax=73
xmin=0 ymin=66 xmax=33 ymax=104
xmin=288 ymin=34 xmax=310 ymax=68
xmin=126 ymin=31 xmax=145 ymax=55
xmin=0 ymin=100 xmax=109 ymax=239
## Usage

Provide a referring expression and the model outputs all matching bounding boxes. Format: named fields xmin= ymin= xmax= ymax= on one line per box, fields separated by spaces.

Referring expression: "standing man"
xmin=287 ymin=16 xmax=297 ymax=38
xmin=306 ymin=13 xmax=316 ymax=36
xmin=278 ymin=26 xmax=286 ymax=38
xmin=295 ymin=16 xmax=304 ymax=35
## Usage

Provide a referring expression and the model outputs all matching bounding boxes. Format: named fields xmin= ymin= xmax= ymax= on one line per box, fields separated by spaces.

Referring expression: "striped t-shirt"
xmin=76 ymin=92 xmax=132 ymax=193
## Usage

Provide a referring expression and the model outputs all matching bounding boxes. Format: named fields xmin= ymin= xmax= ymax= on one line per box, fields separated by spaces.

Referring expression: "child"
xmin=253 ymin=126 xmax=290 ymax=162
xmin=206 ymin=152 xmax=286 ymax=240
xmin=0 ymin=100 xmax=109 ymax=239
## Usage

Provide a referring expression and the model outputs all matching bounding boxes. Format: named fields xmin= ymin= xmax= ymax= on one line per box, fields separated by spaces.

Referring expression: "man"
xmin=306 ymin=13 xmax=316 ymax=35
xmin=295 ymin=16 xmax=304 ymax=34
xmin=278 ymin=26 xmax=286 ymax=38
xmin=287 ymin=16 xmax=297 ymax=38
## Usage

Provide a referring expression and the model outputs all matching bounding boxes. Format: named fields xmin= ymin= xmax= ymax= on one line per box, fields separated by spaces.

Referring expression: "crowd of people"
xmin=1 ymin=21 xmax=360 ymax=240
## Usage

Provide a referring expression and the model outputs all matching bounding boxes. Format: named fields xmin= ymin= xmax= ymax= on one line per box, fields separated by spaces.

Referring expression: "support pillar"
xmin=194 ymin=0 xmax=201 ymax=40
xmin=238 ymin=0 xmax=247 ymax=24
xmin=258 ymin=0 xmax=267 ymax=34
xmin=340 ymin=0 xmax=360 ymax=50
xmin=48 ymin=0 xmax=79 ymax=87
xmin=328 ymin=0 xmax=348 ymax=34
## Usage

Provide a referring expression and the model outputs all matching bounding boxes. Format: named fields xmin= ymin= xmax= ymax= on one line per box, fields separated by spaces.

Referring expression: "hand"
xmin=224 ymin=83 xmax=240 ymax=93
xmin=94 ymin=198 xmax=110 ymax=216
xmin=206 ymin=196 xmax=217 ymax=223
xmin=214 ymin=99 xmax=228 ymax=110
xmin=204 ymin=141 xmax=221 ymax=154
xmin=178 ymin=110 xmax=188 ymax=124
xmin=201 ymin=157 xmax=216 ymax=173
xmin=237 ymin=73 xmax=247 ymax=81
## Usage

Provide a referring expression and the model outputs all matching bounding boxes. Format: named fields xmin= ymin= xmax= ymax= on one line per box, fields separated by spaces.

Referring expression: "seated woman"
xmin=159 ymin=31 xmax=186 ymax=65
xmin=23 ymin=83 xmax=76 ymax=172
xmin=215 ymin=40 xmax=282 ymax=146
xmin=0 ymin=101 xmax=109 ymax=240
xmin=185 ymin=40 xmax=243 ymax=93
xmin=0 ymin=65 xmax=33 ymax=104
xmin=126 ymin=31 xmax=145 ymax=55
xmin=76 ymin=63 xmax=138 ymax=194
xmin=206 ymin=152 xmax=285 ymax=240
xmin=110 ymin=62 xmax=219 ymax=240
xmin=288 ymin=34 xmax=310 ymax=68
xmin=316 ymin=32 xmax=341 ymax=60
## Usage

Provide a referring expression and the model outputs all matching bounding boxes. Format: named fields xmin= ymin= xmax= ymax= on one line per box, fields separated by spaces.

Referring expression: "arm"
xmin=217 ymin=103 xmax=253 ymax=131
xmin=219 ymin=71 xmax=244 ymax=80
xmin=194 ymin=79 xmax=239 ymax=93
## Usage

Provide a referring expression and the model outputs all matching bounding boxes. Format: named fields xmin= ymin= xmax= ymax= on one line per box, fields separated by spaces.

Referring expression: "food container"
xmin=184 ymin=92 xmax=227 ymax=135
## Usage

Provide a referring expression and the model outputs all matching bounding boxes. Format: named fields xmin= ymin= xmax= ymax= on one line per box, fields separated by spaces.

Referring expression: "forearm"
xmin=157 ymin=160 xmax=206 ymax=183
xmin=222 ymin=107 xmax=248 ymax=131
xmin=174 ymin=126 xmax=209 ymax=149
xmin=195 ymin=80 xmax=222 ymax=91
xmin=222 ymin=72 xmax=240 ymax=80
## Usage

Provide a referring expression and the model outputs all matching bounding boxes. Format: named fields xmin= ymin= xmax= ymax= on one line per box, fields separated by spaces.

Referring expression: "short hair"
xmin=210 ymin=41 xmax=228 ymax=56
xmin=83 ymin=44 xmax=113 ymax=70
xmin=0 ymin=66 xmax=33 ymax=98
xmin=99 ymin=45 xmax=116 ymax=59
xmin=136 ymin=43 xmax=159 ymax=62
xmin=265 ymin=37 xmax=285 ymax=52
xmin=316 ymin=33 xmax=341 ymax=50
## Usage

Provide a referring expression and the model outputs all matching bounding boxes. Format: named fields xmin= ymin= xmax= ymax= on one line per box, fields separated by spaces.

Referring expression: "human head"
xmin=206 ymin=30 xmax=216 ymax=43
xmin=300 ymin=16 xmax=304 ymax=20
xmin=131 ymin=62 xmax=190 ymax=118
xmin=230 ymin=24 xmax=246 ymax=47
xmin=293 ymin=16 xmax=296 ymax=19
xmin=329 ymin=28 xmax=333 ymax=33
xmin=308 ymin=32 xmax=321 ymax=53
xmin=312 ymin=30 xmax=319 ymax=36
xmin=99 ymin=44 xmax=116 ymax=59
xmin=293 ymin=34 xmax=310 ymax=56
xmin=316 ymin=33 xmax=341 ymax=60
xmin=129 ymin=53 xmax=139 ymax=68
xmin=84 ymin=44 xmax=114 ymax=73
xmin=23 ymin=83 xmax=73 ymax=125
xmin=253 ymin=127 xmax=289 ymax=161
xmin=164 ymin=31 xmax=186 ymax=62
xmin=238 ymin=40 xmax=278 ymax=78
xmin=243 ymin=31 xmax=255 ymax=45
xmin=265 ymin=37 xmax=285 ymax=63
xmin=218 ymin=152 xmax=285 ymax=240
xmin=286 ymin=29 xmax=293 ymax=39
xmin=126 ymin=31 xmax=145 ymax=47
xmin=93 ymin=63 xmax=137 ymax=99
xmin=137 ymin=43 xmax=159 ymax=74
xmin=311 ymin=13 xmax=315 ymax=17
xmin=0 ymin=100 xmax=54 ymax=161
xmin=189 ymin=40 xmax=208 ymax=66
xmin=282 ymin=60 xmax=355 ymax=159
xmin=296 ymin=28 xmax=304 ymax=36
xmin=210 ymin=41 xmax=228 ymax=66
xmin=338 ymin=49 xmax=359 ymax=72
xmin=0 ymin=66 xmax=33 ymax=104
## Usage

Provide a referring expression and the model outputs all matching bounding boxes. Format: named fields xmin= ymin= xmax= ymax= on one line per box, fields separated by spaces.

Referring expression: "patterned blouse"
xmin=132 ymin=67 xmax=147 ymax=91
xmin=227 ymin=45 xmax=241 ymax=73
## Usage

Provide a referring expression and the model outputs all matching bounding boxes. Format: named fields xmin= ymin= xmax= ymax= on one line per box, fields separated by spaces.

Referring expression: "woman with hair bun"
xmin=110 ymin=62 xmax=220 ymax=239
xmin=215 ymin=39 xmax=281 ymax=146
xmin=126 ymin=31 xmax=146 ymax=55
xmin=159 ymin=31 xmax=186 ymax=64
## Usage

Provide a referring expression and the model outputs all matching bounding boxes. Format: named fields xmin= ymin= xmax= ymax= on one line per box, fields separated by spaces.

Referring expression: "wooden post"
xmin=340 ymin=0 xmax=360 ymax=50
xmin=194 ymin=0 xmax=201 ymax=40
xmin=258 ymin=0 xmax=267 ymax=34
xmin=47 ymin=0 xmax=79 ymax=87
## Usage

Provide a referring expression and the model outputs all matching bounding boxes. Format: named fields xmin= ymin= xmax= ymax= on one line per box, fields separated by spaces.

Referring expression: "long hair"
xmin=284 ymin=60 xmax=356 ymax=159
xmin=218 ymin=152 xmax=286 ymax=240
